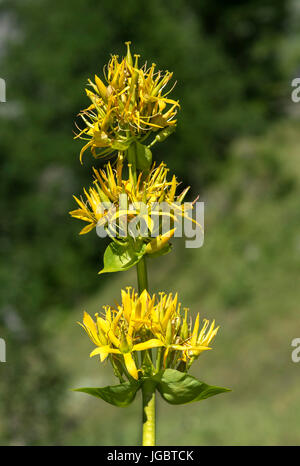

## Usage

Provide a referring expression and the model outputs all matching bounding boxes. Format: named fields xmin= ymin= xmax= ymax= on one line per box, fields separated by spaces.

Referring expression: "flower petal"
xmin=133 ymin=339 xmax=164 ymax=352
xmin=123 ymin=353 xmax=138 ymax=380
xmin=90 ymin=346 xmax=120 ymax=361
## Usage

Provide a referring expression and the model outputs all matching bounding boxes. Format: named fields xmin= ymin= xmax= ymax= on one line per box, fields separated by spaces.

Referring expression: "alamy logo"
xmin=291 ymin=78 xmax=300 ymax=103
xmin=0 ymin=338 xmax=6 ymax=362
xmin=94 ymin=198 xmax=205 ymax=248
xmin=0 ymin=78 xmax=6 ymax=102
xmin=291 ymin=338 xmax=300 ymax=363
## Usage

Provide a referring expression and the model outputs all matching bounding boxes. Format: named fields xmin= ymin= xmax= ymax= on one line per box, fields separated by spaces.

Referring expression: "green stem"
xmin=136 ymin=256 xmax=148 ymax=294
xmin=127 ymin=142 xmax=137 ymax=184
xmin=136 ymin=252 xmax=155 ymax=445
xmin=142 ymin=378 xmax=156 ymax=446
xmin=156 ymin=347 xmax=163 ymax=372
xmin=129 ymin=149 xmax=155 ymax=446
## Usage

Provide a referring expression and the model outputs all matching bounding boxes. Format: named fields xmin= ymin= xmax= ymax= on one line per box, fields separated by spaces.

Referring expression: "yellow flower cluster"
xmin=79 ymin=288 xmax=219 ymax=380
xmin=72 ymin=43 xmax=217 ymax=389
xmin=75 ymin=42 xmax=179 ymax=162
xmin=69 ymin=158 xmax=193 ymax=241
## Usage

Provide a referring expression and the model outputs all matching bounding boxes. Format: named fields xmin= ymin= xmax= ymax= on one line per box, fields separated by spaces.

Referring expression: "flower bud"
xmin=119 ymin=331 xmax=131 ymax=353
xmin=125 ymin=41 xmax=133 ymax=67
xmin=94 ymin=74 xmax=108 ymax=101
xmin=145 ymin=229 xmax=175 ymax=255
xmin=180 ymin=320 xmax=189 ymax=341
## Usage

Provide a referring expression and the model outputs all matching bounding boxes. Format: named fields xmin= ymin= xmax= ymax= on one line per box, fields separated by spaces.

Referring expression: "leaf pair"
xmin=73 ymin=369 xmax=231 ymax=407
xmin=99 ymin=240 xmax=171 ymax=274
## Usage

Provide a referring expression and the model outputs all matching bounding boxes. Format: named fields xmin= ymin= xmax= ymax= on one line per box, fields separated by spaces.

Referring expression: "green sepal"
xmin=99 ymin=241 xmax=146 ymax=274
xmin=73 ymin=380 xmax=141 ymax=407
xmin=111 ymin=140 xmax=131 ymax=151
xmin=135 ymin=141 xmax=152 ymax=171
xmin=149 ymin=126 xmax=176 ymax=147
xmin=155 ymin=369 xmax=231 ymax=405
xmin=146 ymin=243 xmax=172 ymax=259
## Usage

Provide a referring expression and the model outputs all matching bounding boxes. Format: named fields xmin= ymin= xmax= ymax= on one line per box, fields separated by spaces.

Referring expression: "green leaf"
xmin=99 ymin=241 xmax=146 ymax=274
xmin=135 ymin=141 xmax=152 ymax=171
xmin=157 ymin=369 xmax=231 ymax=405
xmin=73 ymin=381 xmax=141 ymax=407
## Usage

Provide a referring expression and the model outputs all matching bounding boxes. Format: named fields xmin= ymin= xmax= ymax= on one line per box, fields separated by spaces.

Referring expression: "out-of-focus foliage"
xmin=0 ymin=0 xmax=298 ymax=445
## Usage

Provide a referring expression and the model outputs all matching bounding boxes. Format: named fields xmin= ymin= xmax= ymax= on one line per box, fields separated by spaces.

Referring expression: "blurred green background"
xmin=0 ymin=0 xmax=300 ymax=445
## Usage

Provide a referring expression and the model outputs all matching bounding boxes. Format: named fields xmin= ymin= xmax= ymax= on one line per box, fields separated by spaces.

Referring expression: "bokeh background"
xmin=0 ymin=0 xmax=300 ymax=445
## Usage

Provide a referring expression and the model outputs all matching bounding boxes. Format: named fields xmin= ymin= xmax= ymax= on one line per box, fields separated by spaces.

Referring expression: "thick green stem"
xmin=136 ymin=256 xmax=148 ymax=294
xmin=130 ymin=151 xmax=155 ymax=446
xmin=136 ymin=254 xmax=155 ymax=445
xmin=142 ymin=379 xmax=156 ymax=446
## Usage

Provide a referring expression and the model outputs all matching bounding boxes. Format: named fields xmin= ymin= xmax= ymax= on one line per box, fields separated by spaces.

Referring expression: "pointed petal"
xmin=133 ymin=339 xmax=164 ymax=352
xmin=79 ymin=223 xmax=95 ymax=235
xmin=123 ymin=353 xmax=138 ymax=380
xmin=90 ymin=346 xmax=120 ymax=360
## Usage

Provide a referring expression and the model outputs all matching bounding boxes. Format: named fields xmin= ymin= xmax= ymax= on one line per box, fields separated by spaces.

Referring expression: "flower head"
xmin=75 ymin=42 xmax=179 ymax=162
xmin=79 ymin=288 xmax=219 ymax=380
xmin=69 ymin=159 xmax=194 ymax=245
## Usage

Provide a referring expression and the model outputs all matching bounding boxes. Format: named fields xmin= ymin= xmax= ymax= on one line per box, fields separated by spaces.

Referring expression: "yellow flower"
xmin=79 ymin=292 xmax=163 ymax=380
xmin=78 ymin=288 xmax=218 ymax=379
xmin=69 ymin=159 xmax=193 ymax=241
xmin=121 ymin=288 xmax=155 ymax=332
xmin=90 ymin=335 xmax=162 ymax=381
xmin=186 ymin=314 xmax=219 ymax=358
xmin=147 ymin=293 xmax=214 ymax=366
xmin=75 ymin=42 xmax=179 ymax=162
